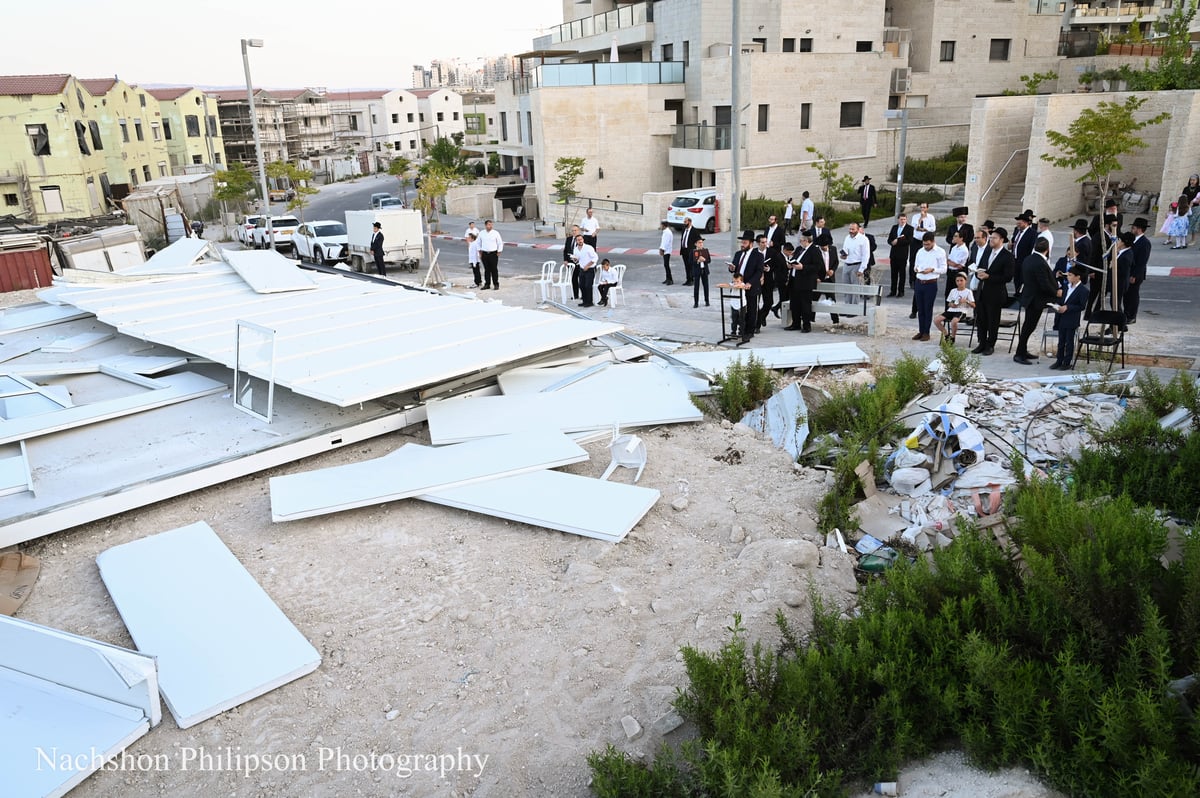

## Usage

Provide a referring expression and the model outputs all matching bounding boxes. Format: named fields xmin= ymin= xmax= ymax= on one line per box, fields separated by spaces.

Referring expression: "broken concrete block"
xmin=621 ymin=715 xmax=643 ymax=740
xmin=651 ymin=710 xmax=684 ymax=735
xmin=738 ymin=539 xmax=819 ymax=570
xmin=671 ymin=497 xmax=689 ymax=511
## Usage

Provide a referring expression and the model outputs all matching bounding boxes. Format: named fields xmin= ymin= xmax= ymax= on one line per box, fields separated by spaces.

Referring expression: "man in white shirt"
xmin=839 ymin=223 xmax=870 ymax=307
xmin=658 ymin=221 xmax=675 ymax=285
xmin=477 ymin=219 xmax=504 ymax=290
xmin=909 ymin=203 xmax=938 ymax=317
xmin=580 ymin=208 xmax=599 ymax=247
xmin=783 ymin=198 xmax=795 ymax=235
xmin=573 ymin=234 xmax=599 ymax=307
xmin=911 ymin=232 xmax=948 ymax=341
xmin=1036 ymin=217 xmax=1054 ymax=260
xmin=800 ymin=191 xmax=815 ymax=235
xmin=464 ymin=221 xmax=478 ymax=241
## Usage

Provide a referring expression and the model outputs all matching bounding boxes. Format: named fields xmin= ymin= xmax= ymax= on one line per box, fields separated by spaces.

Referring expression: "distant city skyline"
xmin=6 ymin=0 xmax=562 ymax=89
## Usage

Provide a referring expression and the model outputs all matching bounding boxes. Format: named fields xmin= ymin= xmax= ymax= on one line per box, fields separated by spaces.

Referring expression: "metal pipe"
xmin=730 ymin=0 xmax=742 ymax=251
xmin=241 ymin=38 xmax=273 ymax=249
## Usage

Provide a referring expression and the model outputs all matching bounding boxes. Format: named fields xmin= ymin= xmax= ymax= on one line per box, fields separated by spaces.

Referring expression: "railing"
xmin=513 ymin=61 xmax=683 ymax=93
xmin=541 ymin=2 xmax=653 ymax=45
xmin=1071 ymin=4 xmax=1160 ymax=17
xmin=549 ymin=194 xmax=644 ymax=215
xmin=983 ymin=148 xmax=1029 ymax=199
xmin=671 ymin=124 xmax=746 ymax=151
xmin=942 ymin=163 xmax=967 ymax=198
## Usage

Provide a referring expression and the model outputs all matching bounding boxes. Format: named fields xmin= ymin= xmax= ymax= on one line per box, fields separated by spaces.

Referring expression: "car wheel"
xmin=705 ymin=218 xmax=715 ymax=234
xmin=315 ymin=248 xmax=326 ymax=265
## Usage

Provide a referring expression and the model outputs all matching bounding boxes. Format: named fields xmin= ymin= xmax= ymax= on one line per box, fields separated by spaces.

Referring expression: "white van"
xmin=665 ymin=188 xmax=719 ymax=233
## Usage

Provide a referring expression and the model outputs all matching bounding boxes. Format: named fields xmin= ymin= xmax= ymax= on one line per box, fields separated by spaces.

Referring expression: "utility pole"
xmin=893 ymin=107 xmax=909 ymax=218
xmin=730 ymin=0 xmax=742 ymax=256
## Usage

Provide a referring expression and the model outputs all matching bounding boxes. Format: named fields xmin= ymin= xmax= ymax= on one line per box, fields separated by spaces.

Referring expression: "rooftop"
xmin=0 ymin=73 xmax=71 ymax=96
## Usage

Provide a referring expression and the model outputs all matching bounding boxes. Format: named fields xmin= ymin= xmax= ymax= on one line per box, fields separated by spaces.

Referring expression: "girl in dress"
xmin=1168 ymin=194 xmax=1191 ymax=249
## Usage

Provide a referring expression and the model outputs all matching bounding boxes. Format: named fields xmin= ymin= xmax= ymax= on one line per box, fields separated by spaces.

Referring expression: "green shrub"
xmin=887 ymin=143 xmax=969 ymax=184
xmin=712 ymin=353 xmax=776 ymax=421
xmin=937 ymin=336 xmax=981 ymax=385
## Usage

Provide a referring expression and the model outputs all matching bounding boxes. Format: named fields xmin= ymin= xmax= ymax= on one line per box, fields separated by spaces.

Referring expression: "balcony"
xmin=513 ymin=61 xmax=683 ymax=94
xmin=669 ymin=124 xmax=746 ymax=172
xmin=537 ymin=2 xmax=653 ymax=48
xmin=1070 ymin=3 xmax=1164 ymax=25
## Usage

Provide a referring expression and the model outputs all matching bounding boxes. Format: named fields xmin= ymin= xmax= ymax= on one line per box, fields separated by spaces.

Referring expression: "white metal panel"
xmin=96 ymin=522 xmax=321 ymax=729
xmin=419 ymin=469 xmax=660 ymax=542
xmin=498 ymin=361 xmax=710 ymax=397
xmin=657 ymin=343 xmax=869 ymax=377
xmin=270 ymin=431 xmax=589 ymax=522
xmin=0 ymin=304 xmax=91 ymax=334
xmin=117 ymin=236 xmax=210 ymax=274
xmin=425 ymin=387 xmax=703 ymax=446
xmin=41 ymin=332 xmax=114 ymax=353
xmin=223 ymin=250 xmax=319 ymax=293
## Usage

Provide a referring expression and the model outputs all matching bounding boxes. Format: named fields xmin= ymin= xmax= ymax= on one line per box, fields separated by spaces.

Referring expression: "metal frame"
xmin=233 ymin=319 xmax=276 ymax=423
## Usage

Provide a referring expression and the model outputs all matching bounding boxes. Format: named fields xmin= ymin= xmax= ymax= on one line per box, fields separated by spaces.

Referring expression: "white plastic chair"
xmin=553 ymin=262 xmax=572 ymax=304
xmin=599 ymin=424 xmax=647 ymax=483
xmin=608 ymin=264 xmax=627 ymax=308
xmin=534 ymin=260 xmax=556 ymax=305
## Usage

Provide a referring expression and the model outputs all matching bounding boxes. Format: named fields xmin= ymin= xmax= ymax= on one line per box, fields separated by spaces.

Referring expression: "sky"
xmin=6 ymin=0 xmax=564 ymax=89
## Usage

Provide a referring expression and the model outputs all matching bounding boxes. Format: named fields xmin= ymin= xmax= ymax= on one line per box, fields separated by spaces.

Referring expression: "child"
xmin=1050 ymin=265 xmax=1090 ymax=370
xmin=1160 ymin=202 xmax=1177 ymax=244
xmin=934 ymin=272 xmax=975 ymax=344
xmin=466 ymin=233 xmax=482 ymax=287
xmin=596 ymin=259 xmax=619 ymax=306
xmin=1168 ymin=195 xmax=1191 ymax=249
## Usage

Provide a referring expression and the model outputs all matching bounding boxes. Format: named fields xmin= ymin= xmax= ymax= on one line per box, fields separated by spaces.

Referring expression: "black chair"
xmin=1077 ymin=309 xmax=1126 ymax=368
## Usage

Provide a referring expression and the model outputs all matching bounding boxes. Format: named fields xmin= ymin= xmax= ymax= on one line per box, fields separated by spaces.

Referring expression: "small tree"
xmin=266 ymin=161 xmax=318 ymax=221
xmin=1002 ymin=70 xmax=1060 ymax=96
xmin=552 ymin=156 xmax=586 ymax=227
xmin=1041 ymin=96 xmax=1169 ymax=308
xmin=387 ymin=157 xmax=411 ymax=201
xmin=214 ymin=162 xmax=257 ymax=211
xmin=424 ymin=136 xmax=470 ymax=177
xmin=416 ymin=163 xmax=454 ymax=231
xmin=805 ymin=146 xmax=854 ymax=204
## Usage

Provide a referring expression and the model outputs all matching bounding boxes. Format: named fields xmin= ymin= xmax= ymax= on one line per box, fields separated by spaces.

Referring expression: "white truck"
xmin=345 ymin=208 xmax=423 ymax=274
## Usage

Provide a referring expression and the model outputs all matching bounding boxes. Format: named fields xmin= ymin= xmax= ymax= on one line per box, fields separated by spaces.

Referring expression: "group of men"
xmin=560 ymin=208 xmax=603 ymax=306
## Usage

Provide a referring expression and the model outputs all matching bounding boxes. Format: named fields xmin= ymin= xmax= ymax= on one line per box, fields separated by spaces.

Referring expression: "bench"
xmin=783 ymin=282 xmax=885 ymax=326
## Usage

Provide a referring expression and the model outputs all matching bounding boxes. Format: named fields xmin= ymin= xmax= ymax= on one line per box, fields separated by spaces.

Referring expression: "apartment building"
xmin=493 ymin=0 xmax=1065 ymax=226
xmin=411 ymin=88 xmax=466 ymax=146
xmin=271 ymin=89 xmax=336 ymax=158
xmin=0 ymin=74 xmax=112 ymax=222
xmin=78 ymin=78 xmax=174 ymax=197
xmin=145 ymin=87 xmax=227 ymax=171
xmin=326 ymin=89 xmax=422 ymax=173
xmin=214 ymin=89 xmax=290 ymax=168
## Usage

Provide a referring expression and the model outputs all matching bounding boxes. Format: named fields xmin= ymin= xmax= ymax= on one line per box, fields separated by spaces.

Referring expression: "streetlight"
xmin=241 ymin=37 xmax=273 ymax=249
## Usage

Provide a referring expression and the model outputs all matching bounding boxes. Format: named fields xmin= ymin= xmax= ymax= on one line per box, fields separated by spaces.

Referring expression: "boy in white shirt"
xmin=466 ymin=233 xmax=481 ymax=287
xmin=596 ymin=259 xmax=619 ymax=306
xmin=935 ymin=272 xmax=975 ymax=343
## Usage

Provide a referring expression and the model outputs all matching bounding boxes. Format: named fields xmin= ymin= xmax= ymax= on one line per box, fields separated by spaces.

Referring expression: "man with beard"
xmin=971 ymin=227 xmax=1015 ymax=356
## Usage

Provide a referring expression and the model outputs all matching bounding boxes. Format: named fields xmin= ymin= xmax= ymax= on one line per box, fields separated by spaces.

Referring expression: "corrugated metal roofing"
xmin=48 ymin=268 xmax=622 ymax=407
xmin=0 ymin=74 xmax=71 ymax=96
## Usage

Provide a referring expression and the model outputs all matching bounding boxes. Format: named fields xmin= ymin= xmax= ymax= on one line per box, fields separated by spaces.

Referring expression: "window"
xmin=27 ymin=123 xmax=50 ymax=156
xmin=394 ymin=140 xmax=401 ymax=149
xmin=436 ymin=111 xmax=444 ymax=122
xmin=407 ymin=113 xmax=414 ymax=122
xmin=419 ymin=113 xmax=425 ymax=122
xmin=800 ymin=103 xmax=811 ymax=130
xmin=839 ymin=101 xmax=864 ymax=128
xmin=376 ymin=142 xmax=382 ymax=152
xmin=391 ymin=113 xmax=399 ymax=123
xmin=799 ymin=38 xmax=813 ymax=52
xmin=500 ymin=111 xmax=508 ymax=140
xmin=409 ymin=140 xmax=417 ymax=150
xmin=940 ymin=41 xmax=956 ymax=62
xmin=158 ymin=161 xmax=168 ymax=177
xmin=349 ymin=115 xmax=359 ymax=131
xmin=661 ymin=43 xmax=674 ymax=61
xmin=163 ymin=119 xmax=172 ymax=140
xmin=683 ymin=40 xmax=690 ymax=66
xmin=143 ymin=165 xmax=151 ymax=181
xmin=139 ymin=94 xmax=146 ymax=107
xmin=89 ymin=120 xmax=103 ymax=150
xmin=129 ymin=169 xmax=138 ymax=187
xmin=214 ymin=152 xmax=221 ymax=164
xmin=782 ymin=38 xmax=795 ymax=53
xmin=207 ymin=116 xmax=217 ymax=136
xmin=856 ymin=40 xmax=872 ymax=52
xmin=526 ymin=112 xmax=532 ymax=144
xmin=752 ymin=37 xmax=767 ymax=51
xmin=75 ymin=121 xmax=91 ymax=155
xmin=757 ymin=104 xmax=769 ymax=132
xmin=192 ymin=155 xmax=202 ymax=165
xmin=185 ymin=115 xmax=200 ymax=137
xmin=41 ymin=185 xmax=64 ymax=213
xmin=452 ymin=111 xmax=459 ymax=121
xmin=4 ymin=193 xmax=19 ymax=207
xmin=120 ymin=119 xmax=130 ymax=142
xmin=151 ymin=121 xmax=161 ymax=140
xmin=989 ymin=38 xmax=1011 ymax=61
xmin=134 ymin=120 xmax=144 ymax=141
xmin=371 ymin=112 xmax=377 ymax=124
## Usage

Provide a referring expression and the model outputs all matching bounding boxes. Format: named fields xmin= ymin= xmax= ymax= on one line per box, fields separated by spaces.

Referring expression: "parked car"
xmin=369 ymin=193 xmax=394 ymax=209
xmin=292 ymin=221 xmax=348 ymax=264
xmin=251 ymin=215 xmax=301 ymax=251
xmin=664 ymin=188 xmax=719 ymax=233
xmin=236 ymin=214 xmax=264 ymax=246
xmin=377 ymin=197 xmax=405 ymax=209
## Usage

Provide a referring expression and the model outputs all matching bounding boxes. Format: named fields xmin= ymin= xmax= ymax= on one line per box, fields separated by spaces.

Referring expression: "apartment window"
xmin=143 ymin=165 xmax=151 ymax=181
xmin=129 ymin=169 xmax=138 ymax=187
xmin=782 ymin=38 xmax=795 ymax=53
xmin=163 ymin=119 xmax=172 ymax=140
xmin=391 ymin=113 xmax=399 ymax=123
xmin=185 ymin=115 xmax=200 ymax=137
xmin=120 ymin=119 xmax=130 ymax=142
xmin=409 ymin=140 xmax=417 ymax=150
xmin=452 ymin=111 xmax=459 ymax=121
xmin=394 ymin=140 xmax=401 ymax=150
xmin=500 ymin=112 xmax=508 ymax=141
xmin=799 ymin=38 xmax=813 ymax=52
xmin=661 ymin=43 xmax=674 ymax=61
xmin=89 ymin=120 xmax=103 ymax=150
xmin=757 ymin=104 xmax=769 ymax=132
xmin=41 ymin=185 xmax=64 ymax=213
xmin=683 ymin=40 xmax=690 ymax=66
xmin=214 ymin=152 xmax=221 ymax=164
xmin=436 ymin=112 xmax=444 ymax=122
xmin=800 ymin=103 xmax=811 ymax=130
xmin=75 ymin=121 xmax=91 ymax=155
xmin=303 ymin=117 xmax=310 ymax=128
xmin=856 ymin=40 xmax=872 ymax=52
xmin=192 ymin=155 xmax=203 ymax=165
xmin=4 ymin=194 xmax=18 ymax=207
xmin=349 ymin=115 xmax=359 ymax=131
xmin=407 ymin=113 xmax=414 ymax=122
xmin=207 ymin=116 xmax=218 ymax=136
xmin=752 ymin=37 xmax=767 ymax=51
xmin=940 ymin=41 xmax=956 ymax=62
xmin=375 ymin=142 xmax=382 ymax=152
xmin=134 ymin=120 xmax=144 ymax=141
xmin=839 ymin=101 xmax=864 ymax=128
xmin=158 ymin=161 xmax=168 ymax=177
xmin=27 ymin=123 xmax=50 ymax=155
xmin=151 ymin=121 xmax=161 ymax=140
xmin=139 ymin=94 xmax=146 ymax=107
xmin=526 ymin=112 xmax=532 ymax=144
xmin=989 ymin=38 xmax=1011 ymax=61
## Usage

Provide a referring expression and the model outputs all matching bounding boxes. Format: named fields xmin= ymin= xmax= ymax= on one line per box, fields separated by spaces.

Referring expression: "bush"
xmin=712 ymin=353 xmax=776 ymax=421
xmin=837 ymin=188 xmax=944 ymax=209
xmin=887 ymin=143 xmax=969 ymax=184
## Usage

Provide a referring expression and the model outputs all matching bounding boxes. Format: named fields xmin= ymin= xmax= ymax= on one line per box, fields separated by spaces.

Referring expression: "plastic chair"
xmin=599 ymin=425 xmax=647 ymax=483
xmin=552 ymin=262 xmax=572 ymax=304
xmin=1078 ymin=309 xmax=1126 ymax=367
xmin=534 ymin=260 xmax=556 ymax=305
xmin=608 ymin=264 xmax=627 ymax=308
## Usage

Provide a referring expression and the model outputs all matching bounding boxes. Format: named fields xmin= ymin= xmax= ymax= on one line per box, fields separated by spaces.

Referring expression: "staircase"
xmin=990 ymin=182 xmax=1027 ymax=224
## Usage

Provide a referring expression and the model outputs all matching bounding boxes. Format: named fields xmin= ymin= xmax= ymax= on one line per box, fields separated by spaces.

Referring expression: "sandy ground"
xmin=7 ymin=284 xmax=1062 ymax=797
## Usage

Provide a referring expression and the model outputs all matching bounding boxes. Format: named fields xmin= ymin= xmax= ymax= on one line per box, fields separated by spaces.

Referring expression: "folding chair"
xmin=1039 ymin=310 xmax=1059 ymax=359
xmin=997 ymin=306 xmax=1022 ymax=353
xmin=534 ymin=260 xmax=556 ymax=305
xmin=607 ymin=264 xmax=626 ymax=308
xmin=1077 ymin=309 xmax=1126 ymax=368
xmin=552 ymin=262 xmax=572 ymax=304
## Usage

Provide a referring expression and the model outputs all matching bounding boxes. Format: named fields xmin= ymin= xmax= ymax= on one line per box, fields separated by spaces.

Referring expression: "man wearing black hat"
xmin=971 ymin=227 xmax=1015 ymax=356
xmin=786 ymin=230 xmax=824 ymax=332
xmin=729 ymin=230 xmax=763 ymax=343
xmin=1010 ymin=212 xmax=1035 ymax=297
xmin=886 ymin=213 xmax=914 ymax=297
xmin=1124 ymin=218 xmax=1151 ymax=323
xmin=1013 ymin=237 xmax=1058 ymax=365
xmin=945 ymin=207 xmax=973 ymax=251
xmin=370 ymin=222 xmax=386 ymax=276
xmin=1057 ymin=218 xmax=1092 ymax=290
xmin=858 ymin=176 xmax=877 ymax=229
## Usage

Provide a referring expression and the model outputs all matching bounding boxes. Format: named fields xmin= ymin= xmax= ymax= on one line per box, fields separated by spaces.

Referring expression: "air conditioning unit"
xmin=890 ymin=67 xmax=912 ymax=94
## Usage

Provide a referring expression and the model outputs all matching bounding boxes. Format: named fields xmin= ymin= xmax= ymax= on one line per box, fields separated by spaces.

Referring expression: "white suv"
xmin=292 ymin=221 xmax=348 ymax=264
xmin=251 ymin=215 xmax=301 ymax=251
xmin=236 ymin=215 xmax=263 ymax=246
xmin=665 ymin=189 xmax=719 ymax=234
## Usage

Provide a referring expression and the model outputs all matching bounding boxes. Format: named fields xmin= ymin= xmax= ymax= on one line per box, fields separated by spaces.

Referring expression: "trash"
xmin=599 ymin=425 xmax=648 ymax=483
xmin=858 ymin=548 xmax=899 ymax=573
xmin=854 ymin=459 xmax=878 ymax=497
xmin=889 ymin=467 xmax=931 ymax=496
xmin=873 ymin=782 xmax=899 ymax=796
xmin=0 ymin=551 xmax=39 ymax=616
xmin=855 ymin=534 xmax=885 ymax=554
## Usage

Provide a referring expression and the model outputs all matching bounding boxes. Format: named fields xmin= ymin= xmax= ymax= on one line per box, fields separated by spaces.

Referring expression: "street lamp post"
xmin=241 ymin=38 xmax=274 ymax=249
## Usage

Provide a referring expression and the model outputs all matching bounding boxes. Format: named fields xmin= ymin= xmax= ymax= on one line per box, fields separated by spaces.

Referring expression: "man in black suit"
xmin=729 ymin=230 xmax=762 ymax=344
xmin=945 ymin=207 xmax=973 ymax=251
xmin=1013 ymin=238 xmax=1058 ymax=365
xmin=786 ymin=232 xmax=824 ymax=332
xmin=1009 ymin=212 xmax=1036 ymax=297
xmin=678 ymin=218 xmax=699 ymax=286
xmin=760 ymin=214 xmax=788 ymax=322
xmin=369 ymin=222 xmax=386 ymax=276
xmin=563 ymin=224 xmax=581 ymax=298
xmin=1049 ymin=266 xmax=1090 ymax=370
xmin=886 ymin=214 xmax=914 ymax=297
xmin=1124 ymin=217 xmax=1151 ymax=323
xmin=858 ymin=176 xmax=877 ymax=228
xmin=971 ymin=227 xmax=1015 ymax=356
